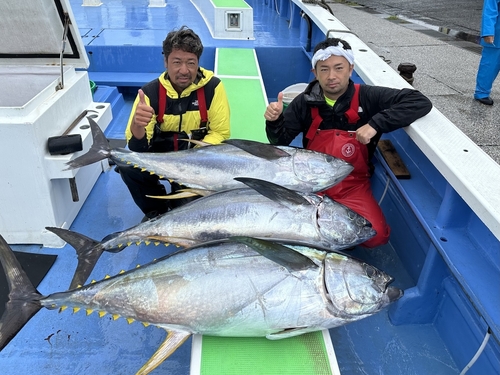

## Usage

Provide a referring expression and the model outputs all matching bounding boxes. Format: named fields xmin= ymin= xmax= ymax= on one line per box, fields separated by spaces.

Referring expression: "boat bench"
xmin=87 ymin=72 xmax=159 ymax=88
xmin=82 ymin=44 xmax=165 ymax=87
xmin=215 ymin=47 xmax=268 ymax=142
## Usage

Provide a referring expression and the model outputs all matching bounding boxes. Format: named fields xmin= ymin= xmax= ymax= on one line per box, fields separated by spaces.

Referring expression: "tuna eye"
xmin=365 ymin=265 xmax=377 ymax=278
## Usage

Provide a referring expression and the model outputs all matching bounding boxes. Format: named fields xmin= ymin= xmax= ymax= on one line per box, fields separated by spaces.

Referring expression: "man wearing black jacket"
xmin=264 ymin=37 xmax=432 ymax=248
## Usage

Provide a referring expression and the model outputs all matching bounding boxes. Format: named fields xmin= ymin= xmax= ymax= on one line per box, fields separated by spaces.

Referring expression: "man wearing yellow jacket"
xmin=120 ymin=26 xmax=231 ymax=220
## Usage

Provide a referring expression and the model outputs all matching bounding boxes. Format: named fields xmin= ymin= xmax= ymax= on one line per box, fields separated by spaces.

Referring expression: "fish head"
xmin=323 ymin=252 xmax=403 ymax=319
xmin=291 ymin=150 xmax=354 ymax=192
xmin=316 ymin=197 xmax=376 ymax=249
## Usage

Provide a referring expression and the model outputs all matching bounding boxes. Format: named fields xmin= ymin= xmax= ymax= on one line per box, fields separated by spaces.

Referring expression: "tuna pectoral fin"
xmin=224 ymin=139 xmax=291 ymax=160
xmin=230 ymin=237 xmax=317 ymax=272
xmin=45 ymin=227 xmax=103 ymax=290
xmin=266 ymin=327 xmax=314 ymax=340
xmin=0 ymin=235 xmax=42 ymax=351
xmin=147 ymin=187 xmax=215 ymax=199
xmin=135 ymin=330 xmax=191 ymax=375
xmin=64 ymin=117 xmax=110 ymax=170
xmin=181 ymin=139 xmax=211 ymax=147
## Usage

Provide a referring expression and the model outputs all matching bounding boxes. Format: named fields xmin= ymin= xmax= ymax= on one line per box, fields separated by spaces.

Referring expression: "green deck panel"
xmin=217 ymin=48 xmax=259 ymax=77
xmin=211 ymin=0 xmax=250 ymax=8
xmin=222 ymin=77 xmax=268 ymax=143
xmin=199 ymin=331 xmax=333 ymax=375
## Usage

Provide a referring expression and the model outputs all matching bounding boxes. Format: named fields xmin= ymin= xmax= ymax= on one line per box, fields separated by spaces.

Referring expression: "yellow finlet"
xmin=127 ymin=318 xmax=135 ymax=324
xmin=99 ymin=311 xmax=107 ymax=318
xmin=73 ymin=307 xmax=81 ymax=314
xmin=112 ymin=314 xmax=120 ymax=320
xmin=86 ymin=309 xmax=94 ymax=316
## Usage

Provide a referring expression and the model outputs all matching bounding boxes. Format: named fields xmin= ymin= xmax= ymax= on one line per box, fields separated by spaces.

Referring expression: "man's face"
xmin=313 ymin=54 xmax=353 ymax=100
xmin=165 ymin=48 xmax=199 ymax=93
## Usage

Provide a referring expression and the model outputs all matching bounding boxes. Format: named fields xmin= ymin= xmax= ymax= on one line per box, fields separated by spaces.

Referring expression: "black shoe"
xmin=475 ymin=97 xmax=494 ymax=105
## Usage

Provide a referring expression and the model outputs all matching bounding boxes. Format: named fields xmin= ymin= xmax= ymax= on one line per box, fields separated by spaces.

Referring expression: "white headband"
xmin=311 ymin=43 xmax=354 ymax=69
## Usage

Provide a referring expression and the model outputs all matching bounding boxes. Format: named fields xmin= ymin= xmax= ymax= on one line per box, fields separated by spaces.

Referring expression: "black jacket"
xmin=266 ymin=80 xmax=433 ymax=158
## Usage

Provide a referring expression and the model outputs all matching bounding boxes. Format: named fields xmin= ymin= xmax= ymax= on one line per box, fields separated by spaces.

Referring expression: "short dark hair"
xmin=313 ymin=37 xmax=352 ymax=54
xmin=162 ymin=26 xmax=203 ymax=60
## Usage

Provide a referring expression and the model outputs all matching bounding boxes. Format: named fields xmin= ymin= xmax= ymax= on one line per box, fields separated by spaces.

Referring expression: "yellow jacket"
xmin=126 ymin=67 xmax=230 ymax=151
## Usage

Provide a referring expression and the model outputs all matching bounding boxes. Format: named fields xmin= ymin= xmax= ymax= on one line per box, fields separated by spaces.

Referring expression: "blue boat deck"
xmin=1 ymin=0 xmax=499 ymax=374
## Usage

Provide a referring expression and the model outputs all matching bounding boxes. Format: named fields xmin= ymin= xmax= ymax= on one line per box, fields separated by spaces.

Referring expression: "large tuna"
xmin=0 ymin=234 xmax=402 ymax=375
xmin=47 ymin=178 xmax=375 ymax=289
xmin=66 ymin=117 xmax=353 ymax=194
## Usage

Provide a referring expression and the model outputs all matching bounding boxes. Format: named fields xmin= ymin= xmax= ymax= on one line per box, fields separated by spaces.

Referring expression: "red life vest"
xmin=156 ymin=83 xmax=208 ymax=126
xmin=305 ymin=83 xmax=370 ymax=193
xmin=153 ymin=83 xmax=208 ymax=151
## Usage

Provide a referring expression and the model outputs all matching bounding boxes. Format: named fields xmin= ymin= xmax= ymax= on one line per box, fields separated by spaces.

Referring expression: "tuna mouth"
xmin=386 ymin=286 xmax=404 ymax=302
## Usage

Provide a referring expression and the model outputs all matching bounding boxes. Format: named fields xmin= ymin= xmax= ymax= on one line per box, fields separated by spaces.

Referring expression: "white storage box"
xmin=0 ymin=0 xmax=112 ymax=247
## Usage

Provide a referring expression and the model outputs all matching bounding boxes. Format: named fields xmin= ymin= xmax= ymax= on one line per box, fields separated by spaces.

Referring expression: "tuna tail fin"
xmin=0 ymin=235 xmax=43 ymax=351
xmin=45 ymin=227 xmax=104 ymax=290
xmin=64 ymin=117 xmax=111 ymax=170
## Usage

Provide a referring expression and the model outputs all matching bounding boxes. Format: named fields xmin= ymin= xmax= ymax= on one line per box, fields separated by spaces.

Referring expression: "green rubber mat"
xmin=217 ymin=49 xmax=259 ymax=77
xmin=195 ymin=331 xmax=337 ymax=375
xmin=216 ymin=48 xmax=268 ymax=143
xmin=211 ymin=0 xmax=250 ymax=8
xmin=221 ymin=77 xmax=268 ymax=142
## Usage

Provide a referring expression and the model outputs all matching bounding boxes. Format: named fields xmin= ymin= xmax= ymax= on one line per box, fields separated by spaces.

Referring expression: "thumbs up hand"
xmin=133 ymin=89 xmax=155 ymax=128
xmin=264 ymin=92 xmax=284 ymax=121
xmin=130 ymin=89 xmax=155 ymax=140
